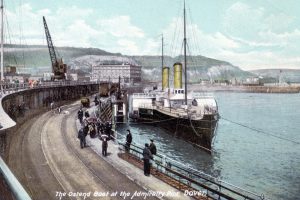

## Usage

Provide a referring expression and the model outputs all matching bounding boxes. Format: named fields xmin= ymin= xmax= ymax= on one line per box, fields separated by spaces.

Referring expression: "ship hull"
xmin=135 ymin=108 xmax=218 ymax=151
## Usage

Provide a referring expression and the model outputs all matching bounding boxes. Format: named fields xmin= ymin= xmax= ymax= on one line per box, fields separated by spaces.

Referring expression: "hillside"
xmin=4 ymin=44 xmax=119 ymax=67
xmin=4 ymin=44 xmax=253 ymax=82
xmin=133 ymin=55 xmax=253 ymax=83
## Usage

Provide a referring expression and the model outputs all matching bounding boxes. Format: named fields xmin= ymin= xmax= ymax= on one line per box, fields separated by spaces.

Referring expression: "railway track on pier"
xmin=6 ymin=102 xmax=159 ymax=200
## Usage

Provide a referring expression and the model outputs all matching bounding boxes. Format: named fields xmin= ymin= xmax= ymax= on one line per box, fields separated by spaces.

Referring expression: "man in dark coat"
xmin=78 ymin=128 xmax=86 ymax=149
xmin=78 ymin=109 xmax=83 ymax=123
xmin=125 ymin=129 xmax=132 ymax=152
xmin=102 ymin=138 xmax=108 ymax=157
xmin=143 ymin=143 xmax=153 ymax=176
xmin=85 ymin=111 xmax=90 ymax=118
xmin=105 ymin=122 xmax=112 ymax=139
xmin=149 ymin=139 xmax=157 ymax=155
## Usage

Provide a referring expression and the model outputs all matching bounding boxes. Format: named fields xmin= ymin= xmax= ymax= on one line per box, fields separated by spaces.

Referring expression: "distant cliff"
xmin=132 ymin=55 xmax=253 ymax=83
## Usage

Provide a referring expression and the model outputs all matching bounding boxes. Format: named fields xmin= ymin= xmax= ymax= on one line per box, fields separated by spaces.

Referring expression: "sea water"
xmin=117 ymin=92 xmax=300 ymax=200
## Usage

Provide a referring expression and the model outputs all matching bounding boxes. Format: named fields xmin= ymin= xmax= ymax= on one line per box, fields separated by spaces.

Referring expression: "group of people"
xmin=143 ymin=139 xmax=157 ymax=176
xmin=50 ymin=101 xmax=62 ymax=114
xmin=77 ymin=108 xmax=113 ymax=157
xmin=125 ymin=130 xmax=157 ymax=177
xmin=77 ymin=108 xmax=158 ymax=176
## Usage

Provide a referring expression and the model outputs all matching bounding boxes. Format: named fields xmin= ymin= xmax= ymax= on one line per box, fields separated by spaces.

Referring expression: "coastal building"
xmin=242 ymin=77 xmax=263 ymax=86
xmin=4 ymin=66 xmax=31 ymax=83
xmin=91 ymin=63 xmax=142 ymax=83
xmin=68 ymin=73 xmax=78 ymax=81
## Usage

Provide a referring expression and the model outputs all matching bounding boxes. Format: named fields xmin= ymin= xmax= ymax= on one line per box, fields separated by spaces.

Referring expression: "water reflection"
xmin=119 ymin=92 xmax=300 ymax=199
xmin=116 ymin=123 xmax=220 ymax=178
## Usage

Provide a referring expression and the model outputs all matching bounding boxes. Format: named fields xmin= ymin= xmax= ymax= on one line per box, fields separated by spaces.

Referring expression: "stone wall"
xmin=0 ymin=84 xmax=99 ymax=159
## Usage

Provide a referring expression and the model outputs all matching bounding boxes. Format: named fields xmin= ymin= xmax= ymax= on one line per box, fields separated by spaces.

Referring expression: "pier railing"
xmin=114 ymin=131 xmax=266 ymax=200
xmin=0 ymin=156 xmax=31 ymax=200
xmin=0 ymin=81 xmax=100 ymax=97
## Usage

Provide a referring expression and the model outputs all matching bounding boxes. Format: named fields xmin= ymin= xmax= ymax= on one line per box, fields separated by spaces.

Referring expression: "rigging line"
xmin=179 ymin=39 xmax=184 ymax=63
xmin=188 ymin=115 xmax=212 ymax=153
xmin=220 ymin=116 xmax=300 ymax=145
xmin=170 ymin=17 xmax=179 ymax=58
xmin=19 ymin=4 xmax=36 ymax=71
xmin=155 ymin=36 xmax=162 ymax=79
xmin=169 ymin=3 xmax=181 ymax=58
xmin=186 ymin=42 xmax=207 ymax=98
xmin=187 ymin=7 xmax=208 ymax=87
xmin=187 ymin=8 xmax=206 ymax=86
xmin=172 ymin=2 xmax=184 ymax=58
xmin=173 ymin=20 xmax=182 ymax=59
xmin=4 ymin=10 xmax=18 ymax=66
xmin=187 ymin=5 xmax=202 ymax=57
xmin=18 ymin=0 xmax=25 ymax=68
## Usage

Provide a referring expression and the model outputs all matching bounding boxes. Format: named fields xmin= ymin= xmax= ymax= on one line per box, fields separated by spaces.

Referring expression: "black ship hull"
xmin=131 ymin=108 xmax=218 ymax=151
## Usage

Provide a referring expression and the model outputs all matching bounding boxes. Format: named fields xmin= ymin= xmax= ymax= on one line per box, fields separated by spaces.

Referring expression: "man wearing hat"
xmin=149 ymin=139 xmax=157 ymax=155
xmin=143 ymin=143 xmax=153 ymax=176
xmin=125 ymin=129 xmax=132 ymax=152
xmin=77 ymin=127 xmax=86 ymax=149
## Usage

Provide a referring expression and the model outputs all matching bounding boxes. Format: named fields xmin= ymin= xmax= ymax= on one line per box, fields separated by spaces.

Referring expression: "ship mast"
xmin=0 ymin=0 xmax=4 ymax=94
xmin=183 ymin=0 xmax=187 ymax=105
xmin=161 ymin=34 xmax=164 ymax=90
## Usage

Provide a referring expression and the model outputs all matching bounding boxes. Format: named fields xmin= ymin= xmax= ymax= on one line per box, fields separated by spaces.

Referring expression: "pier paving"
xmin=80 ymin=106 xmax=193 ymax=200
xmin=4 ymin=101 xmax=195 ymax=200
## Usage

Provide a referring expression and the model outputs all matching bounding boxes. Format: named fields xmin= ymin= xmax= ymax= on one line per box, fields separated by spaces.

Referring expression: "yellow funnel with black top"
xmin=173 ymin=62 xmax=182 ymax=89
xmin=162 ymin=67 xmax=169 ymax=90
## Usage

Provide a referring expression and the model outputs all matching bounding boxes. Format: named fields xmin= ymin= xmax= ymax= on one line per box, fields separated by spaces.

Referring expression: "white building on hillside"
xmin=91 ymin=63 xmax=141 ymax=83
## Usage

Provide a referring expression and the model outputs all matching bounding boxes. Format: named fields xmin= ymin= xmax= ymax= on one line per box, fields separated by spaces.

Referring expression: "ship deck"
xmin=140 ymin=104 xmax=210 ymax=120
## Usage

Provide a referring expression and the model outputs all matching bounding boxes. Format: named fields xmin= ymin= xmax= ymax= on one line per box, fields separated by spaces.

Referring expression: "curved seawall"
xmin=0 ymin=84 xmax=98 ymax=199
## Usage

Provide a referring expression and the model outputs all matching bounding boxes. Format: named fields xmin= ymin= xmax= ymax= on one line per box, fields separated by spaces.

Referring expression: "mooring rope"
xmin=220 ymin=116 xmax=300 ymax=145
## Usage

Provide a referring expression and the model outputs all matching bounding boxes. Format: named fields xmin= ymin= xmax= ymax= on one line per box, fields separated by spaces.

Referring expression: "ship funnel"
xmin=173 ymin=62 xmax=182 ymax=89
xmin=162 ymin=67 xmax=169 ymax=90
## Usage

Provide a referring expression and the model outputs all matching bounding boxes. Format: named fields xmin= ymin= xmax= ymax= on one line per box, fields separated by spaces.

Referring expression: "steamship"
xmin=129 ymin=3 xmax=219 ymax=151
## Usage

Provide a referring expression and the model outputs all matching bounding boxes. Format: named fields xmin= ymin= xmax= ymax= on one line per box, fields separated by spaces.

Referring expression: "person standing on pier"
xmin=149 ymin=139 xmax=157 ymax=156
xmin=143 ymin=143 xmax=153 ymax=176
xmin=125 ymin=129 xmax=132 ymax=152
xmin=50 ymin=101 xmax=54 ymax=111
xmin=58 ymin=106 xmax=62 ymax=114
xmin=85 ymin=110 xmax=90 ymax=118
xmin=96 ymin=118 xmax=102 ymax=135
xmin=102 ymin=137 xmax=108 ymax=157
xmin=78 ymin=108 xmax=84 ymax=123
xmin=78 ymin=128 xmax=86 ymax=149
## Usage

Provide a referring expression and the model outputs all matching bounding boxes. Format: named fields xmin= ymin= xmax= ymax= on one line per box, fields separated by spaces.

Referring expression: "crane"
xmin=43 ymin=16 xmax=66 ymax=81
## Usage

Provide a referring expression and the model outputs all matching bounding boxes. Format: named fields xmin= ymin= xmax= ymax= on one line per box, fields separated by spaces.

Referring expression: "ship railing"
xmin=132 ymin=93 xmax=156 ymax=98
xmin=155 ymin=105 xmax=216 ymax=119
xmin=139 ymin=104 xmax=156 ymax=109
xmin=114 ymin=131 xmax=266 ymax=200
xmin=158 ymin=106 xmax=191 ymax=118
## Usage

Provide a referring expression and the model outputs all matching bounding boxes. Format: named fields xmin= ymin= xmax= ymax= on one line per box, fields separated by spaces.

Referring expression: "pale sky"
xmin=4 ymin=0 xmax=300 ymax=70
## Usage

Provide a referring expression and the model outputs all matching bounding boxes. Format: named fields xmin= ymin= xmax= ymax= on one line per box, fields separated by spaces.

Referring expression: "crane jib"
xmin=43 ymin=16 xmax=66 ymax=80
